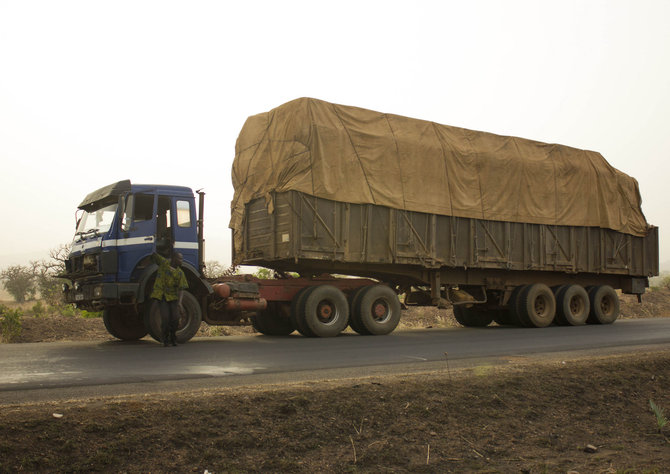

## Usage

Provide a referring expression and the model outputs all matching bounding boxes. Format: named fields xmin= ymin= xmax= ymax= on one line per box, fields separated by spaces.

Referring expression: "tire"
xmin=507 ymin=285 xmax=528 ymax=326
xmin=144 ymin=292 xmax=202 ymax=343
xmin=301 ymin=285 xmax=349 ymax=337
xmin=551 ymin=285 xmax=570 ymax=326
xmin=290 ymin=287 xmax=316 ymax=337
xmin=251 ymin=302 xmax=295 ymax=336
xmin=517 ymin=283 xmax=556 ymax=328
xmin=453 ymin=304 xmax=494 ymax=327
xmin=555 ymin=285 xmax=589 ymax=326
xmin=356 ymin=285 xmax=402 ymax=335
xmin=250 ymin=309 xmax=267 ymax=333
xmin=587 ymin=285 xmax=619 ymax=324
xmin=348 ymin=286 xmax=372 ymax=335
xmin=102 ymin=306 xmax=148 ymax=341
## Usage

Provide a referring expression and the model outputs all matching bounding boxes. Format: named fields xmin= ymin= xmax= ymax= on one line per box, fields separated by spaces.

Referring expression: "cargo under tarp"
xmin=230 ymin=98 xmax=649 ymax=255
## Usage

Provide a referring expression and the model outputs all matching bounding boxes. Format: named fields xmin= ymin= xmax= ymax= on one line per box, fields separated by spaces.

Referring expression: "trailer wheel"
xmin=357 ymin=285 xmax=402 ymax=335
xmin=103 ymin=306 xmax=148 ymax=341
xmin=518 ymin=284 xmax=555 ymax=328
xmin=348 ymin=286 xmax=372 ymax=335
xmin=252 ymin=302 xmax=295 ymax=336
xmin=301 ymin=285 xmax=349 ymax=337
xmin=144 ymin=292 xmax=202 ymax=344
xmin=290 ymin=287 xmax=317 ymax=337
xmin=555 ymin=285 xmax=589 ymax=326
xmin=587 ymin=285 xmax=619 ymax=324
xmin=507 ymin=286 xmax=528 ymax=326
xmin=453 ymin=305 xmax=493 ymax=327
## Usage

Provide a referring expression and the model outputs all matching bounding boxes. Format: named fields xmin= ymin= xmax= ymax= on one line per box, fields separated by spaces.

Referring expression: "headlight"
xmin=93 ymin=286 xmax=103 ymax=298
xmin=74 ymin=282 xmax=81 ymax=291
xmin=62 ymin=283 xmax=70 ymax=292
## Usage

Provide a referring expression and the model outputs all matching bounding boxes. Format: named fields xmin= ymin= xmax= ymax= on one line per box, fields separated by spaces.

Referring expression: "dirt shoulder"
xmin=1 ymin=351 xmax=669 ymax=472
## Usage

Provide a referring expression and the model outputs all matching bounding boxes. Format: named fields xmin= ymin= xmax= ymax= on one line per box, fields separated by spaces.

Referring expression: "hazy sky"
xmin=1 ymin=0 xmax=669 ymax=269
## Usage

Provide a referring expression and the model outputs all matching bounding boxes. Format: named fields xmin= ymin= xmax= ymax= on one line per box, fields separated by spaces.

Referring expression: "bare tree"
xmin=31 ymin=243 xmax=71 ymax=306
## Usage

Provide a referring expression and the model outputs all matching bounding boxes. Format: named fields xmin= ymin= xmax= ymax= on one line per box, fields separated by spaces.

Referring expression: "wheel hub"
xmin=569 ymin=296 xmax=583 ymax=315
xmin=534 ymin=297 xmax=547 ymax=316
xmin=371 ymin=299 xmax=390 ymax=323
xmin=317 ymin=301 xmax=336 ymax=323
xmin=601 ymin=297 xmax=612 ymax=315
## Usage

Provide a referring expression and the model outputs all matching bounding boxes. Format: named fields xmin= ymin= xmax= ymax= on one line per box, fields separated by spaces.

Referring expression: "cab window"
xmin=176 ymin=200 xmax=191 ymax=228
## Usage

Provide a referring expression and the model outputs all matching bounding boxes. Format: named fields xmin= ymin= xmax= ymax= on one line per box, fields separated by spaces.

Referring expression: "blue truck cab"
xmin=63 ymin=180 xmax=211 ymax=342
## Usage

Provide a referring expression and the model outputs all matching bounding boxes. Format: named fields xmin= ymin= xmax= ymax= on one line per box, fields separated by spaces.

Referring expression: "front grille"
xmin=66 ymin=253 xmax=100 ymax=276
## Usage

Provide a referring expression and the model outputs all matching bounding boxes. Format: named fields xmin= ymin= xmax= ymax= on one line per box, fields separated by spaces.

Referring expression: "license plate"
xmin=75 ymin=294 xmax=84 ymax=301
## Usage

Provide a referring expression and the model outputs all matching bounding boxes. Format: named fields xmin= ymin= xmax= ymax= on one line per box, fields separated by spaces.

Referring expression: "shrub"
xmin=0 ymin=305 xmax=23 ymax=343
xmin=80 ymin=310 xmax=102 ymax=319
xmin=54 ymin=304 xmax=78 ymax=318
xmin=31 ymin=301 xmax=46 ymax=318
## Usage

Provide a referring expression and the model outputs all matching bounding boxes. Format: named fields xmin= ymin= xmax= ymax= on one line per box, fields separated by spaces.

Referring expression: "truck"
xmin=62 ymin=98 xmax=659 ymax=343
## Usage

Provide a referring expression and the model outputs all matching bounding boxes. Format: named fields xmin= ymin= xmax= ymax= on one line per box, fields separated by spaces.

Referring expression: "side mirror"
xmin=75 ymin=209 xmax=83 ymax=230
xmin=120 ymin=194 xmax=133 ymax=232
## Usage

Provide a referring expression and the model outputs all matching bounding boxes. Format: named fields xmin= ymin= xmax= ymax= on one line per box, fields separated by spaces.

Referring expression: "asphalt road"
xmin=1 ymin=318 xmax=669 ymax=402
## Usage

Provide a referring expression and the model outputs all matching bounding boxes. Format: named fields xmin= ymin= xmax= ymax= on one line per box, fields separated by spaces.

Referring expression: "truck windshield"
xmin=76 ymin=203 xmax=118 ymax=237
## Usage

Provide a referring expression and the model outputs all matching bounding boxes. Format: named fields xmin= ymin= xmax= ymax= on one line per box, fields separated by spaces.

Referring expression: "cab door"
xmin=116 ymin=192 xmax=156 ymax=282
xmin=172 ymin=197 xmax=198 ymax=270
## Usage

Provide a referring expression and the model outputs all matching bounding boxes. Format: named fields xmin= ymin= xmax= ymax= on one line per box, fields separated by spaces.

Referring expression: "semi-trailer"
xmin=62 ymin=98 xmax=659 ymax=342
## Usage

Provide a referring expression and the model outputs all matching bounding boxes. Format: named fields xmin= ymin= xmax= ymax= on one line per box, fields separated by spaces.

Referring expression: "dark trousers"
xmin=159 ymin=299 xmax=179 ymax=344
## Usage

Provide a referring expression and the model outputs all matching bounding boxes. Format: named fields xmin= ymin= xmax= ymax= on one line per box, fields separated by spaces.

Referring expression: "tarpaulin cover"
xmin=231 ymin=98 xmax=649 ymax=253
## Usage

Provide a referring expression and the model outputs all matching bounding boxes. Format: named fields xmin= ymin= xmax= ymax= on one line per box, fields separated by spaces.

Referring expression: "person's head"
xmin=171 ymin=252 xmax=183 ymax=268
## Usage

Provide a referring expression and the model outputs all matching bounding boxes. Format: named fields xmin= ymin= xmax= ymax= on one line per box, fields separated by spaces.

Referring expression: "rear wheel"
xmin=251 ymin=302 xmax=295 ymax=336
xmin=507 ymin=286 xmax=528 ymax=326
xmin=453 ymin=305 xmax=493 ymax=327
xmin=551 ymin=285 xmax=569 ymax=326
xmin=587 ymin=285 xmax=619 ymax=324
xmin=517 ymin=284 xmax=556 ymax=328
xmin=348 ymin=286 xmax=372 ymax=335
xmin=290 ymin=287 xmax=316 ymax=337
xmin=301 ymin=285 xmax=349 ymax=337
xmin=356 ymin=285 xmax=401 ymax=335
xmin=555 ymin=285 xmax=589 ymax=326
xmin=144 ymin=292 xmax=202 ymax=343
xmin=103 ymin=306 xmax=148 ymax=341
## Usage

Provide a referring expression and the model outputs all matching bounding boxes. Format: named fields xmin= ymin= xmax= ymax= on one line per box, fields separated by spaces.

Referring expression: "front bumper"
xmin=64 ymin=282 xmax=140 ymax=309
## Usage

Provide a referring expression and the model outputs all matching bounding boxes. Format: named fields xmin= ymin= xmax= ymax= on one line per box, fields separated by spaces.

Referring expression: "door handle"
xmin=144 ymin=237 xmax=154 ymax=241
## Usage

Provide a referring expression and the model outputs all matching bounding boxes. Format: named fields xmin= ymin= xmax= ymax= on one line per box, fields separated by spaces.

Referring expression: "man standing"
xmin=151 ymin=252 xmax=189 ymax=346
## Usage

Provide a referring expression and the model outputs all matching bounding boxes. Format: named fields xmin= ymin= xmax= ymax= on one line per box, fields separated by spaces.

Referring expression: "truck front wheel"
xmin=103 ymin=306 xmax=148 ymax=341
xmin=144 ymin=292 xmax=202 ymax=343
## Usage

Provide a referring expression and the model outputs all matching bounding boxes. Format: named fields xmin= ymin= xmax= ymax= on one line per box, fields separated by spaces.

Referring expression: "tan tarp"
xmin=231 ymin=98 xmax=649 ymax=254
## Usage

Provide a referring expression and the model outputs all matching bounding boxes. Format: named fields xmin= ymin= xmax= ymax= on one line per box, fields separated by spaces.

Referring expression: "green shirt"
xmin=150 ymin=254 xmax=189 ymax=301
